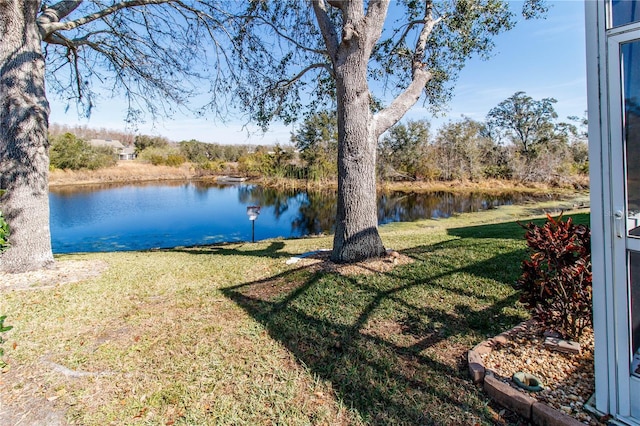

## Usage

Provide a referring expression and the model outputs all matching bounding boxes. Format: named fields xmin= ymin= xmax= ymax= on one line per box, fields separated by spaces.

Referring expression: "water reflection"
xmin=293 ymin=190 xmax=338 ymax=236
xmin=49 ymin=181 xmax=541 ymax=253
xmin=378 ymin=191 xmax=515 ymax=224
xmin=238 ymin=185 xmax=296 ymax=218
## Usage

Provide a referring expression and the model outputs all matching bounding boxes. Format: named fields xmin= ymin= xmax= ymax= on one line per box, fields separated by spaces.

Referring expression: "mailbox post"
xmin=246 ymin=206 xmax=261 ymax=243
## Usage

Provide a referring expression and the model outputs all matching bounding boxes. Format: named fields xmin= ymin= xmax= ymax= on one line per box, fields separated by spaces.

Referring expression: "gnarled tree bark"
xmin=313 ymin=0 xmax=435 ymax=263
xmin=0 ymin=1 xmax=54 ymax=272
xmin=1 ymin=0 xmax=219 ymax=272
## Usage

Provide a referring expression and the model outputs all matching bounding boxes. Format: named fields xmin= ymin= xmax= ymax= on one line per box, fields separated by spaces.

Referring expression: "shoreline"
xmin=48 ymin=161 xmax=589 ymax=195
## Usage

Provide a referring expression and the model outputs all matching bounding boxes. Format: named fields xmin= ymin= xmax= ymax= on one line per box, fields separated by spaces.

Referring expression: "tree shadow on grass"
xmin=446 ymin=212 xmax=590 ymax=241
xmin=168 ymin=240 xmax=294 ymax=259
xmin=221 ymin=237 xmax=531 ymax=425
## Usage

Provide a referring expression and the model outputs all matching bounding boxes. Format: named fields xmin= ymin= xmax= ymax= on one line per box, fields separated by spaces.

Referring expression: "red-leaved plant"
xmin=516 ymin=213 xmax=592 ymax=339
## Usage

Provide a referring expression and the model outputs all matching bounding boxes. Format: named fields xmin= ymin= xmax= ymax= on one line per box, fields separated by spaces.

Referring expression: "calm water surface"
xmin=49 ymin=181 xmax=540 ymax=253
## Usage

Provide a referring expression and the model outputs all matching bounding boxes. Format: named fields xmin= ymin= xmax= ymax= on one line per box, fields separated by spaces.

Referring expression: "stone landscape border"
xmin=467 ymin=320 xmax=587 ymax=426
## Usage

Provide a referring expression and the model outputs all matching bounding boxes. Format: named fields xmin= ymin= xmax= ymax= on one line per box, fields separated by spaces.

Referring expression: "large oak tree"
xmin=0 ymin=0 xmax=229 ymax=272
xmin=230 ymin=0 xmax=546 ymax=263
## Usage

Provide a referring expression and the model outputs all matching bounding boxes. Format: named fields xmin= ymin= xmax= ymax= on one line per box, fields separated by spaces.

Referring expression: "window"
xmin=610 ymin=0 xmax=640 ymax=28
xmin=621 ymin=40 xmax=640 ymax=235
xmin=630 ymin=252 xmax=640 ymax=368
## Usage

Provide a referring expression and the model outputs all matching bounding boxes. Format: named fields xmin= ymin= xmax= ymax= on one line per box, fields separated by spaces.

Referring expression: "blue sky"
xmin=48 ymin=0 xmax=588 ymax=145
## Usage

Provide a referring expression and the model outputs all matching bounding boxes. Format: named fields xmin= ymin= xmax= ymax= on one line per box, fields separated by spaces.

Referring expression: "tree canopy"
xmin=229 ymin=0 xmax=547 ymax=129
xmin=37 ymin=0 xmax=236 ymax=122
xmin=486 ymin=91 xmax=558 ymax=155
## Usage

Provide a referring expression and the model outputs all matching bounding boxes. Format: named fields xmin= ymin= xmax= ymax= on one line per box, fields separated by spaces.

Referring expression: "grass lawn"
xmin=1 ymin=195 xmax=590 ymax=425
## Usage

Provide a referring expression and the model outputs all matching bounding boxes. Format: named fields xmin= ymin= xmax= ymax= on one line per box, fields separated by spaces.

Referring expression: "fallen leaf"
xmin=133 ymin=407 xmax=148 ymax=419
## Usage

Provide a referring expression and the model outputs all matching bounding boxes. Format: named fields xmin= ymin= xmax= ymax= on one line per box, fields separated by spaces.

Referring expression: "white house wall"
xmin=586 ymin=1 xmax=640 ymax=423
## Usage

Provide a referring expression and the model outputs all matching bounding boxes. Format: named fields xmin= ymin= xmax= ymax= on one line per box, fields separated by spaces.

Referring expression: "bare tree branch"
xmin=37 ymin=0 xmax=82 ymax=32
xmin=257 ymin=62 xmax=331 ymax=123
xmin=312 ymin=0 xmax=339 ymax=59
xmin=38 ymin=0 xmax=170 ymax=39
xmin=373 ymin=68 xmax=432 ymax=137
xmin=250 ymin=15 xmax=327 ymax=56
xmin=363 ymin=0 xmax=390 ymax=53
xmin=388 ymin=19 xmax=426 ymax=53
xmin=272 ymin=62 xmax=331 ymax=91
xmin=373 ymin=0 xmax=441 ymax=136
xmin=413 ymin=0 xmax=439 ymax=71
xmin=37 ymin=0 xmax=238 ymax=124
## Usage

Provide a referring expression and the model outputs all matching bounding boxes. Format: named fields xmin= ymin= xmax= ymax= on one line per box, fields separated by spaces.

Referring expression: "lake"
xmin=49 ymin=181 xmax=540 ymax=254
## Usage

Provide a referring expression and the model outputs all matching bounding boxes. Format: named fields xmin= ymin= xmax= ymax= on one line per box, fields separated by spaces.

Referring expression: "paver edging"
xmin=467 ymin=320 xmax=586 ymax=426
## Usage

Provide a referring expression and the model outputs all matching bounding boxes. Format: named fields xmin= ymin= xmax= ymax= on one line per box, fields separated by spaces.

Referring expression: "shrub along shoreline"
xmin=49 ymin=160 xmax=589 ymax=196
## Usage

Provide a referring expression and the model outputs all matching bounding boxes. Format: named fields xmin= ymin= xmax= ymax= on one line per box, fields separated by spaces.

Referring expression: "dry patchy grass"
xmin=49 ymin=161 xmax=200 ymax=186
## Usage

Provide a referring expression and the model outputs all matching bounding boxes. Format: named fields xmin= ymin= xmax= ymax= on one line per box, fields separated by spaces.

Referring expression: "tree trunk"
xmin=0 ymin=2 xmax=54 ymax=273
xmin=331 ymin=46 xmax=386 ymax=263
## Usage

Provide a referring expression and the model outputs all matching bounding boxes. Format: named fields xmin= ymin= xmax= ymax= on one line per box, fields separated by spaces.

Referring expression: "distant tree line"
xmin=48 ymin=128 xmax=254 ymax=172
xmin=49 ymin=92 xmax=589 ymax=188
xmin=285 ymin=92 xmax=589 ymax=187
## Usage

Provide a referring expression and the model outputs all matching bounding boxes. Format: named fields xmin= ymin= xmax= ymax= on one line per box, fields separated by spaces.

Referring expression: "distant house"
xmin=118 ymin=146 xmax=136 ymax=161
xmin=88 ymin=139 xmax=136 ymax=160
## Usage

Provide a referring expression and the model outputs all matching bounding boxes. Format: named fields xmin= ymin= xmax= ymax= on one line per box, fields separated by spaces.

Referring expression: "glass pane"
xmin=630 ymin=251 xmax=640 ymax=375
xmin=622 ymin=40 xmax=640 ymax=236
xmin=611 ymin=0 xmax=640 ymax=28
